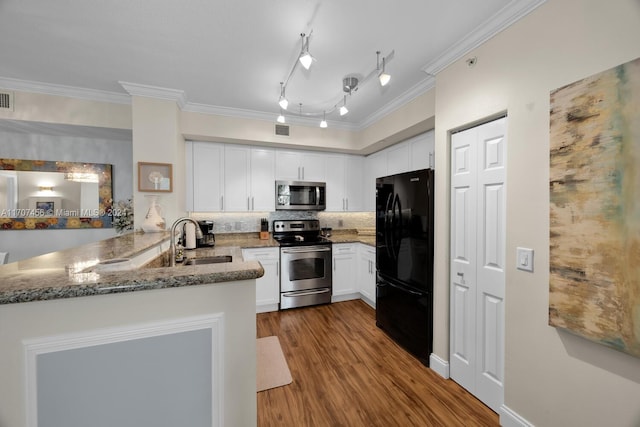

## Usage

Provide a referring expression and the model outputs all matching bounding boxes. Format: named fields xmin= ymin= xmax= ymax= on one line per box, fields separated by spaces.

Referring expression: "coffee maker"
xmin=196 ymin=220 xmax=215 ymax=247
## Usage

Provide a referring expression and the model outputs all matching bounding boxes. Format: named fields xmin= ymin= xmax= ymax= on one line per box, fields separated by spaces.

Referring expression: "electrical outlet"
xmin=516 ymin=247 xmax=534 ymax=272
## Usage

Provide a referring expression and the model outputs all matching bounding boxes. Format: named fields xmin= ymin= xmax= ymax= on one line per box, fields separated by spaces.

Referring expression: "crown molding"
xmin=357 ymin=76 xmax=436 ymax=130
xmin=118 ymin=81 xmax=187 ymax=109
xmin=0 ymin=76 xmax=130 ymax=104
xmin=421 ymin=0 xmax=547 ymax=75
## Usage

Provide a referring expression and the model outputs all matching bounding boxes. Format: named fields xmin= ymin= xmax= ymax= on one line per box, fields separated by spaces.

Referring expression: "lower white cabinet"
xmin=358 ymin=244 xmax=376 ymax=307
xmin=242 ymin=247 xmax=280 ymax=313
xmin=331 ymin=243 xmax=359 ymax=302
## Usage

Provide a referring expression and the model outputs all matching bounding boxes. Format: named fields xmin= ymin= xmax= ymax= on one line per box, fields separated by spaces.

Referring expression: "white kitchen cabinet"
xmin=409 ymin=130 xmax=435 ymax=171
xmin=324 ymin=154 xmax=364 ymax=212
xmin=250 ymin=147 xmax=276 ymax=211
xmin=275 ymin=149 xmax=326 ymax=182
xmin=188 ymin=142 xmax=275 ymax=212
xmin=332 ymin=243 xmax=359 ymax=302
xmin=223 ymin=145 xmax=251 ymax=211
xmin=224 ymin=145 xmax=276 ymax=212
xmin=363 ymin=151 xmax=387 ymax=211
xmin=362 ymin=130 xmax=435 ymax=211
xmin=386 ymin=141 xmax=410 ymax=175
xmin=358 ymin=244 xmax=376 ymax=307
xmin=186 ymin=141 xmax=224 ymax=212
xmin=242 ymin=247 xmax=280 ymax=313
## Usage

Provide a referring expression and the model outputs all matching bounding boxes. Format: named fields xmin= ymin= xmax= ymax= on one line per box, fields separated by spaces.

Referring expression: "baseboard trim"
xmin=499 ymin=404 xmax=534 ymax=427
xmin=429 ymin=353 xmax=450 ymax=379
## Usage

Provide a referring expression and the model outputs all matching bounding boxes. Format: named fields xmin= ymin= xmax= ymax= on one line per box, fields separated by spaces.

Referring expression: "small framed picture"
xmin=138 ymin=162 xmax=173 ymax=192
xmin=36 ymin=201 xmax=54 ymax=212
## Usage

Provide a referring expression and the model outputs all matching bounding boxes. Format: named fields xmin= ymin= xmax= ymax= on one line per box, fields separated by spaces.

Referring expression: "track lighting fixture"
xmin=278 ymin=82 xmax=288 ymax=110
xmin=275 ymin=34 xmax=395 ymax=125
xmin=298 ymin=33 xmax=315 ymax=70
xmin=339 ymin=95 xmax=349 ymax=116
xmin=377 ymin=51 xmax=391 ymax=86
xmin=320 ymin=111 xmax=328 ymax=128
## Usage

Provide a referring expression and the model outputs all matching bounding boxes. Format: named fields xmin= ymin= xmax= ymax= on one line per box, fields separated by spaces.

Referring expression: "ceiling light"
xmin=277 ymin=109 xmax=285 ymax=123
xmin=278 ymin=82 xmax=288 ymax=110
xmin=339 ymin=96 xmax=349 ymax=116
xmin=320 ymin=111 xmax=327 ymax=128
xmin=298 ymin=33 xmax=315 ymax=70
xmin=377 ymin=51 xmax=391 ymax=86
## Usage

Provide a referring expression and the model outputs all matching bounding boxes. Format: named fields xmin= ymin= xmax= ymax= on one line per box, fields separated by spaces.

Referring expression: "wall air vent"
xmin=0 ymin=91 xmax=14 ymax=111
xmin=275 ymin=124 xmax=290 ymax=137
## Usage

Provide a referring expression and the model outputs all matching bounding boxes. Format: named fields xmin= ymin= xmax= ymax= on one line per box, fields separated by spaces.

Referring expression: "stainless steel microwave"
xmin=275 ymin=180 xmax=326 ymax=210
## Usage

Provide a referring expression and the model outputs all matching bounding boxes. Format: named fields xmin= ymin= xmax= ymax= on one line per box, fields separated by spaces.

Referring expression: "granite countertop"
xmin=0 ymin=229 xmax=374 ymax=306
xmin=0 ymin=232 xmax=264 ymax=305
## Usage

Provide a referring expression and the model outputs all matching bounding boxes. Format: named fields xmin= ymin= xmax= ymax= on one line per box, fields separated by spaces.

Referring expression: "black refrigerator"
xmin=375 ymin=168 xmax=434 ymax=366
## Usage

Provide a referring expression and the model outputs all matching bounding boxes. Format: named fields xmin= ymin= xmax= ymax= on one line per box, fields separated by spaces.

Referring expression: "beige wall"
xmin=131 ymin=96 xmax=185 ymax=229
xmin=433 ymin=0 xmax=640 ymax=425
xmin=0 ymin=91 xmax=131 ymax=129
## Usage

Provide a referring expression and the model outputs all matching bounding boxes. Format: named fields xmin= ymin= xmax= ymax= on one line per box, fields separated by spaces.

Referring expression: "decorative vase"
xmin=141 ymin=195 xmax=166 ymax=233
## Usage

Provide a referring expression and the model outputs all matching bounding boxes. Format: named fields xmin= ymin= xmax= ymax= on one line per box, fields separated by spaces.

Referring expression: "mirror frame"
xmin=0 ymin=158 xmax=113 ymax=230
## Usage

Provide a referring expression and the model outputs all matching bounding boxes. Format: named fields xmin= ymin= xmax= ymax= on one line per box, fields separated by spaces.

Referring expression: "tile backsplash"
xmin=190 ymin=211 xmax=375 ymax=234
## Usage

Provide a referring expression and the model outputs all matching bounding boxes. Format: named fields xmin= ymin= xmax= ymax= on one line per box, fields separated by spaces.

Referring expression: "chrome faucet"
xmin=169 ymin=217 xmax=203 ymax=267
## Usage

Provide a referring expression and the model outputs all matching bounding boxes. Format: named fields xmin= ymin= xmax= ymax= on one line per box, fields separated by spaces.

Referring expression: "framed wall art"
xmin=138 ymin=162 xmax=172 ymax=192
xmin=549 ymin=56 xmax=640 ymax=358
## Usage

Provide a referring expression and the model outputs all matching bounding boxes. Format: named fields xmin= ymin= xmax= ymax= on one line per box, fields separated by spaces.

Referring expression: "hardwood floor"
xmin=257 ymin=300 xmax=499 ymax=427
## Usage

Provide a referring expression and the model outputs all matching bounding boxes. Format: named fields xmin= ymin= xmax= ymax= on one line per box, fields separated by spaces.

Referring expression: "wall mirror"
xmin=0 ymin=158 xmax=113 ymax=230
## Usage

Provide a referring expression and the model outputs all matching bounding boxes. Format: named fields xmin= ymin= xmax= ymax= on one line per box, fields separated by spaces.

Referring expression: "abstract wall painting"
xmin=549 ymin=57 xmax=640 ymax=358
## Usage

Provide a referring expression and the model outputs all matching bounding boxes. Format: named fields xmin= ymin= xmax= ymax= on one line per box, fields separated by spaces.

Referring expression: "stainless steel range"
xmin=272 ymin=219 xmax=332 ymax=310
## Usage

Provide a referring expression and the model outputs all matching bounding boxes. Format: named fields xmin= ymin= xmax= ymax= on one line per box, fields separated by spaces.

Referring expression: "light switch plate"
xmin=516 ymin=247 xmax=534 ymax=272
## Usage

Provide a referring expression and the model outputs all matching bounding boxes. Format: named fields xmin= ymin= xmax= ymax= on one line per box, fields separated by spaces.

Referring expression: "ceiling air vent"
xmin=275 ymin=124 xmax=290 ymax=136
xmin=0 ymin=91 xmax=14 ymax=111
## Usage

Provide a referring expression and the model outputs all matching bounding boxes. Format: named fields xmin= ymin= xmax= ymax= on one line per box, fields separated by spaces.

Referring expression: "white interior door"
xmin=450 ymin=116 xmax=506 ymax=413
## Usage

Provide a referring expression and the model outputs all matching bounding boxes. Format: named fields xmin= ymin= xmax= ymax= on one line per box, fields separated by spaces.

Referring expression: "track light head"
xmin=278 ymin=82 xmax=288 ymax=110
xmin=320 ymin=111 xmax=328 ymax=128
xmin=298 ymin=33 xmax=315 ymax=70
xmin=377 ymin=52 xmax=391 ymax=86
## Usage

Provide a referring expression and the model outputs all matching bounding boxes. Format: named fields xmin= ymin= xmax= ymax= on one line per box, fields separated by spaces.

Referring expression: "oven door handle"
xmin=282 ymin=247 xmax=332 ymax=254
xmin=282 ymin=288 xmax=331 ymax=297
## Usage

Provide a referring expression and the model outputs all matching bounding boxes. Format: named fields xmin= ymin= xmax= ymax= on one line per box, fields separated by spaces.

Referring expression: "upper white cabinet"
xmin=386 ymin=142 xmax=410 ymax=175
xmin=409 ymin=131 xmax=435 ymax=171
xmin=325 ymin=154 xmax=364 ymax=212
xmin=250 ymin=148 xmax=276 ymax=211
xmin=275 ymin=149 xmax=326 ymax=182
xmin=363 ymin=130 xmax=435 ymax=211
xmin=186 ymin=141 xmax=224 ymax=212
xmin=187 ymin=142 xmax=275 ymax=212
xmin=223 ymin=145 xmax=251 ymax=211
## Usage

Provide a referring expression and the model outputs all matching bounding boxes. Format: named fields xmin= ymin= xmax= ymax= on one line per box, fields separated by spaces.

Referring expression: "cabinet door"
xmin=345 ymin=155 xmax=364 ymax=211
xmin=364 ymin=151 xmax=386 ymax=211
xmin=275 ymin=150 xmax=302 ymax=180
xmin=358 ymin=245 xmax=376 ymax=306
xmin=190 ymin=141 xmax=224 ymax=211
xmin=242 ymin=248 xmax=280 ymax=312
xmin=409 ymin=130 xmax=435 ymax=171
xmin=332 ymin=244 xmax=357 ymax=297
xmin=224 ymin=145 xmax=251 ymax=211
xmin=250 ymin=147 xmax=275 ymax=211
xmin=324 ymin=154 xmax=346 ymax=211
xmin=300 ymin=152 xmax=326 ymax=182
xmin=386 ymin=141 xmax=410 ymax=175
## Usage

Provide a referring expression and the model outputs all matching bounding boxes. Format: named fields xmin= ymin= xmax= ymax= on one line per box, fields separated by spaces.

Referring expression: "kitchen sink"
xmin=182 ymin=255 xmax=233 ymax=266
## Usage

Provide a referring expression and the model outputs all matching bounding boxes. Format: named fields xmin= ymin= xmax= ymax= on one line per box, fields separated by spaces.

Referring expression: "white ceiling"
xmin=0 ymin=0 xmax=543 ymax=130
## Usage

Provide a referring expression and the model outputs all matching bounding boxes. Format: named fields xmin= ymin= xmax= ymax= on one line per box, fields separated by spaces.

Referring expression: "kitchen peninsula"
xmin=0 ymin=232 xmax=265 ymax=427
